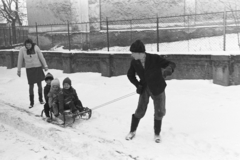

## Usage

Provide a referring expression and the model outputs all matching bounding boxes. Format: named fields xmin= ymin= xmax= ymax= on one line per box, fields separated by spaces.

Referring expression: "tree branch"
xmin=1 ymin=0 xmax=14 ymax=21
xmin=0 ymin=9 xmax=11 ymax=22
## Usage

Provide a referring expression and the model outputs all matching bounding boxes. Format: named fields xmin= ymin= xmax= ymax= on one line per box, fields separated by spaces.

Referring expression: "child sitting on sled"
xmin=43 ymin=73 xmax=54 ymax=122
xmin=59 ymin=77 xmax=90 ymax=115
xmin=48 ymin=78 xmax=64 ymax=124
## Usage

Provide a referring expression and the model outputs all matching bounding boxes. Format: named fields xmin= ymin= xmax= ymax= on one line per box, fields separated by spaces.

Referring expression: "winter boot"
xmin=52 ymin=115 xmax=64 ymax=125
xmin=55 ymin=117 xmax=64 ymax=125
xmin=39 ymin=92 xmax=44 ymax=104
xmin=29 ymin=95 xmax=34 ymax=108
xmin=154 ymin=119 xmax=162 ymax=143
xmin=125 ymin=114 xmax=140 ymax=140
xmin=46 ymin=117 xmax=52 ymax=123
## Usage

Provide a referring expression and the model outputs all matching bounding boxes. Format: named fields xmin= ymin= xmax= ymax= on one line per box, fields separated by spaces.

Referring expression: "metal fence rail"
xmin=0 ymin=10 xmax=240 ymax=52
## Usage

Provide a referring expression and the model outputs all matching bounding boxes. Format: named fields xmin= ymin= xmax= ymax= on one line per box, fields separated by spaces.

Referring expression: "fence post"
xmin=184 ymin=0 xmax=186 ymax=27
xmin=188 ymin=16 xmax=190 ymax=51
xmin=18 ymin=27 xmax=20 ymax=43
xmin=22 ymin=27 xmax=24 ymax=42
xmin=67 ymin=21 xmax=71 ymax=51
xmin=106 ymin=17 xmax=110 ymax=51
xmin=23 ymin=27 xmax=25 ymax=41
xmin=99 ymin=0 xmax=102 ymax=30
xmin=157 ymin=15 xmax=159 ymax=52
xmin=35 ymin=22 xmax=39 ymax=45
xmin=194 ymin=0 xmax=197 ymax=25
xmin=9 ymin=26 xmax=12 ymax=46
xmin=85 ymin=22 xmax=89 ymax=50
xmin=130 ymin=19 xmax=132 ymax=43
xmin=51 ymin=24 xmax=53 ymax=48
xmin=223 ymin=10 xmax=227 ymax=51
xmin=3 ymin=28 xmax=6 ymax=46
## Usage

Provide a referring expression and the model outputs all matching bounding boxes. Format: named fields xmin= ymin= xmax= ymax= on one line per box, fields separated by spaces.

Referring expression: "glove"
xmin=136 ymin=85 xmax=143 ymax=94
xmin=163 ymin=68 xmax=172 ymax=78
xmin=17 ymin=70 xmax=21 ymax=77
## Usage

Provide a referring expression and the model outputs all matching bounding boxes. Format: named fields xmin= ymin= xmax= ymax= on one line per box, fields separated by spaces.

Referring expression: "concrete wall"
xmin=1 ymin=50 xmax=239 ymax=86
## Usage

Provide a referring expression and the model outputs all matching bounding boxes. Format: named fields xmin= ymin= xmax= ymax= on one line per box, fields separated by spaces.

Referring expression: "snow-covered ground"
xmin=0 ymin=122 xmax=78 ymax=160
xmin=0 ymin=67 xmax=240 ymax=160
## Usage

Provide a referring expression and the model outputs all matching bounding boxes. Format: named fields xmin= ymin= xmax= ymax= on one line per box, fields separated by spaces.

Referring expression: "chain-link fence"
xmin=0 ymin=26 xmax=28 ymax=47
xmin=1 ymin=10 xmax=240 ymax=52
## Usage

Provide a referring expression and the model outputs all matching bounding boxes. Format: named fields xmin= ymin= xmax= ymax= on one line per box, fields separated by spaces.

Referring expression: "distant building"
xmin=26 ymin=0 xmax=100 ymax=32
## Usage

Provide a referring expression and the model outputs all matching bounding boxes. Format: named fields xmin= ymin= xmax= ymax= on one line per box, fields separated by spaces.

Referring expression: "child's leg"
xmin=52 ymin=103 xmax=64 ymax=124
xmin=74 ymin=100 xmax=84 ymax=112
xmin=52 ymin=103 xmax=59 ymax=117
xmin=68 ymin=101 xmax=78 ymax=113
xmin=44 ymin=103 xmax=50 ymax=117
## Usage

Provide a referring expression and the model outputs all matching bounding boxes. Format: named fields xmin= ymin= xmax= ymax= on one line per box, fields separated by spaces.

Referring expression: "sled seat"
xmin=41 ymin=107 xmax=92 ymax=127
xmin=41 ymin=108 xmax=75 ymax=125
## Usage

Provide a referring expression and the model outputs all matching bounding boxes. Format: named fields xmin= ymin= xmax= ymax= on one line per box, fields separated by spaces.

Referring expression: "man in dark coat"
xmin=125 ymin=40 xmax=176 ymax=143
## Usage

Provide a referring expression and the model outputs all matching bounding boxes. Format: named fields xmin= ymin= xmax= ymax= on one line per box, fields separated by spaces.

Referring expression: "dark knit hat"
xmin=45 ymin=72 xmax=54 ymax=81
xmin=130 ymin=40 xmax=145 ymax=53
xmin=63 ymin=77 xmax=71 ymax=86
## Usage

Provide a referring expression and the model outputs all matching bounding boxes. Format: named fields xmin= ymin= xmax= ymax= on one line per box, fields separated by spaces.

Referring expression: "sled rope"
xmin=91 ymin=92 xmax=136 ymax=110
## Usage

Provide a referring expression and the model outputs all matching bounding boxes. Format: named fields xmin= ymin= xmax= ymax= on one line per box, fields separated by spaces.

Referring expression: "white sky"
xmin=0 ymin=67 xmax=240 ymax=159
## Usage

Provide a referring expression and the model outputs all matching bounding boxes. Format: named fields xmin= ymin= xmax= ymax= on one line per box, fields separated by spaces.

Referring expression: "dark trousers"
xmin=134 ymin=87 xmax=166 ymax=120
xmin=64 ymin=101 xmax=79 ymax=113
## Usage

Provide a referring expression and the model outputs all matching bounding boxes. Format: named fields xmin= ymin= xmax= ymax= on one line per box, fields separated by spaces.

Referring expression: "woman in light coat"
xmin=17 ymin=39 xmax=48 ymax=108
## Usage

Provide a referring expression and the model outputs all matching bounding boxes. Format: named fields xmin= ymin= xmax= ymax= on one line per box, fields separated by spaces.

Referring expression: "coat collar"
xmin=134 ymin=53 xmax=149 ymax=70
xmin=144 ymin=53 xmax=150 ymax=70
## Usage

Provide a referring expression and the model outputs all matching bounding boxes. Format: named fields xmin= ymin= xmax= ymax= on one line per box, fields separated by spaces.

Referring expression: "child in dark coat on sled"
xmin=43 ymin=73 xmax=54 ymax=122
xmin=59 ymin=77 xmax=88 ymax=115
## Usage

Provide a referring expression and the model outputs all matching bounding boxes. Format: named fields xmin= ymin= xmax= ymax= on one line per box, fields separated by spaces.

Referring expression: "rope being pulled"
xmin=91 ymin=92 xmax=137 ymax=111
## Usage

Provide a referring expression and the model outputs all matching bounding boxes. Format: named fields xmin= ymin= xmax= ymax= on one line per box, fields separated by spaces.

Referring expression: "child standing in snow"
xmin=43 ymin=73 xmax=54 ymax=122
xmin=48 ymin=78 xmax=63 ymax=124
xmin=59 ymin=77 xmax=87 ymax=114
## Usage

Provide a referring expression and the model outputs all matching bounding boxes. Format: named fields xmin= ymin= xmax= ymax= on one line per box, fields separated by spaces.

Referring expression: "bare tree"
xmin=0 ymin=0 xmax=26 ymax=44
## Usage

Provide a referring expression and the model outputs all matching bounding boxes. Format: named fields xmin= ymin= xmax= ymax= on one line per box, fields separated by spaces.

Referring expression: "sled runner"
xmin=40 ymin=107 xmax=92 ymax=127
